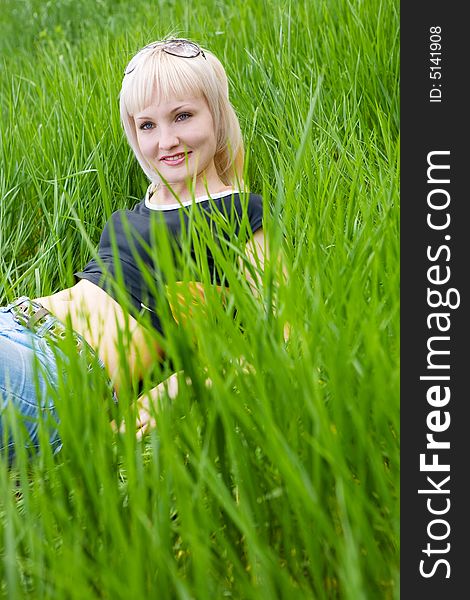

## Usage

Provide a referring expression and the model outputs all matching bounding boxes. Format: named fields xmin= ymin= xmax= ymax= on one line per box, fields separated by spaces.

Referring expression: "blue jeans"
xmin=0 ymin=297 xmax=114 ymax=463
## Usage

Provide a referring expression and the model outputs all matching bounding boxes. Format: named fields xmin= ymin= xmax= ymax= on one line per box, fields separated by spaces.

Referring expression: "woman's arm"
xmin=134 ymin=371 xmax=182 ymax=439
xmin=242 ymin=228 xmax=267 ymax=299
xmin=242 ymin=228 xmax=290 ymax=341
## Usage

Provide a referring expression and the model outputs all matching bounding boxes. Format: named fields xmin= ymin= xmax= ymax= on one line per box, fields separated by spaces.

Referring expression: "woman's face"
xmin=134 ymin=94 xmax=220 ymax=194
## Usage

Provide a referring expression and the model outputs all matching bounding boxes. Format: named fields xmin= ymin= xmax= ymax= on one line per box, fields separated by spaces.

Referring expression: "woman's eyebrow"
xmin=169 ymin=103 xmax=193 ymax=113
xmin=135 ymin=104 xmax=194 ymax=121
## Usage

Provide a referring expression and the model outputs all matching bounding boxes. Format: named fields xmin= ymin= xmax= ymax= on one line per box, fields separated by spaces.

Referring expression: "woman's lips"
xmin=159 ymin=151 xmax=191 ymax=166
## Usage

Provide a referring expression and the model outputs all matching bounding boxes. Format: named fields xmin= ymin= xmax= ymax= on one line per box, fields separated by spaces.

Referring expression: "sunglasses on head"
xmin=124 ymin=38 xmax=206 ymax=75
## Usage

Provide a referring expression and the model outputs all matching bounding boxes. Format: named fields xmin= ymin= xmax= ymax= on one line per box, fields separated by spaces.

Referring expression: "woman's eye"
xmin=139 ymin=122 xmax=154 ymax=130
xmin=176 ymin=112 xmax=191 ymax=122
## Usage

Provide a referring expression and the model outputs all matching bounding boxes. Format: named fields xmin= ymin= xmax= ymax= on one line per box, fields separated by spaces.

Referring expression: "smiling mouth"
xmin=160 ymin=152 xmax=191 ymax=163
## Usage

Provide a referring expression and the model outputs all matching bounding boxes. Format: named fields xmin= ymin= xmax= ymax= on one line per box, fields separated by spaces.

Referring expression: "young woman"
xmin=0 ymin=38 xmax=268 ymax=459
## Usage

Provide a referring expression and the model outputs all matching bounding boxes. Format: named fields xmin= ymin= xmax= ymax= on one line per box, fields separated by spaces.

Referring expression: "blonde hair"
xmin=119 ymin=41 xmax=244 ymax=187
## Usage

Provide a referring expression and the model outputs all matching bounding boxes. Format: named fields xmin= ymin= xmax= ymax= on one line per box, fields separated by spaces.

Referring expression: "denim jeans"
xmin=0 ymin=298 xmax=113 ymax=463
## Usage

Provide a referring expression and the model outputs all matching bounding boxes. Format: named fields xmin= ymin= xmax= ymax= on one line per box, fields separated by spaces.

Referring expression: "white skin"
xmin=134 ymin=95 xmax=232 ymax=205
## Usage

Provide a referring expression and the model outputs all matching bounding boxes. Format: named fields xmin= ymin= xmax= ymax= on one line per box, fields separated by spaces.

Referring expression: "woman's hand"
xmin=114 ymin=370 xmax=213 ymax=439
xmin=166 ymin=281 xmax=227 ymax=326
xmin=134 ymin=371 xmax=182 ymax=440
xmin=111 ymin=371 xmax=182 ymax=439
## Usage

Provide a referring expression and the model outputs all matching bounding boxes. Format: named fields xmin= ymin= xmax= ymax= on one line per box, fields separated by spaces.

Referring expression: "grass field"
xmin=0 ymin=0 xmax=399 ymax=598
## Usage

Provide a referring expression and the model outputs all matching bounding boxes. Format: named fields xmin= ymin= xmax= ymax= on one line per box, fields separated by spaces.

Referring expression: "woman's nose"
xmin=158 ymin=125 xmax=179 ymax=150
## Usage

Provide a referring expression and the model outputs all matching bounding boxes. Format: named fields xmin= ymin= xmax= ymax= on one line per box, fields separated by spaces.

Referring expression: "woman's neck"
xmin=149 ymin=175 xmax=232 ymax=206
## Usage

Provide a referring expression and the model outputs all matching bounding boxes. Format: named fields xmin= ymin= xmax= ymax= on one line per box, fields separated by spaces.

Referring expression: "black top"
xmin=75 ymin=190 xmax=263 ymax=333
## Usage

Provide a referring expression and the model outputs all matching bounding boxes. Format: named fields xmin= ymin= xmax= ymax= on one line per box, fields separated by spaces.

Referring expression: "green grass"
xmin=0 ymin=0 xmax=399 ymax=598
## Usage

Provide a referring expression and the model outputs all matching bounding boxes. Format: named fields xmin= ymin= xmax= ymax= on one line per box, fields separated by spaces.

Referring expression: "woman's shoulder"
xmin=219 ymin=189 xmax=262 ymax=204
xmin=213 ymin=190 xmax=263 ymax=233
xmin=230 ymin=190 xmax=263 ymax=211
